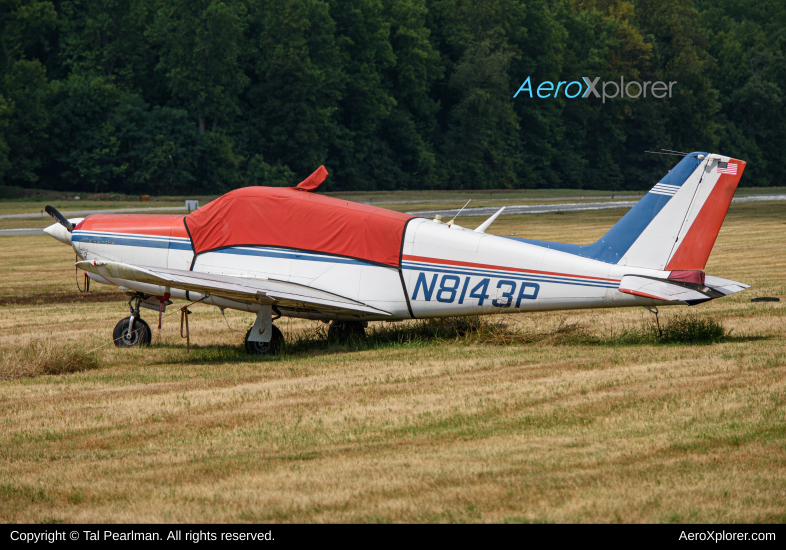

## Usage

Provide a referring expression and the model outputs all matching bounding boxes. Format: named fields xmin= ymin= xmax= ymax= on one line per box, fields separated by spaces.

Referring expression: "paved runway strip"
xmin=2 ymin=194 xmax=783 ymax=236
xmin=0 ymin=205 xmax=187 ymax=220
xmin=406 ymin=193 xmax=786 ymax=218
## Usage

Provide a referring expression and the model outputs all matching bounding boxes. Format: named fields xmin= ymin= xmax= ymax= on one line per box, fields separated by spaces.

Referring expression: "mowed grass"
xmin=0 ymin=202 xmax=783 ymax=523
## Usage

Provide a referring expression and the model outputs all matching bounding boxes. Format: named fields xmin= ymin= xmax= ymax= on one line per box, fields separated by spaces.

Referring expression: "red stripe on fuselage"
xmin=618 ymin=288 xmax=667 ymax=301
xmin=402 ymin=254 xmax=619 ymax=282
xmin=666 ymin=159 xmax=745 ymax=270
xmin=77 ymin=214 xmax=189 ymax=239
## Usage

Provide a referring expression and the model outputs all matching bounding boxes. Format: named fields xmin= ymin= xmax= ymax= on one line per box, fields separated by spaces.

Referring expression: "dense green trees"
xmin=0 ymin=0 xmax=782 ymax=193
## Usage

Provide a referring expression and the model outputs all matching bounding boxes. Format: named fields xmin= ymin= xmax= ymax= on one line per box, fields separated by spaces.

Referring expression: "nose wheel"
xmin=113 ymin=293 xmax=152 ymax=347
xmin=113 ymin=316 xmax=152 ymax=347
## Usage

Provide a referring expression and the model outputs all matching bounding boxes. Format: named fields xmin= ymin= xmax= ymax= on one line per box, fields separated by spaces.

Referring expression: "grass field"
xmin=0 ymin=201 xmax=783 ymax=523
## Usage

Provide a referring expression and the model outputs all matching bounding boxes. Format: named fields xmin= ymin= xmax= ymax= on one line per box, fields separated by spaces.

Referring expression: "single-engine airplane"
xmin=44 ymin=153 xmax=749 ymax=355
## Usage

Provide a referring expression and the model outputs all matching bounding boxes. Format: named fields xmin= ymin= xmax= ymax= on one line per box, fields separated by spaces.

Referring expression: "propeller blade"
xmin=45 ymin=205 xmax=75 ymax=232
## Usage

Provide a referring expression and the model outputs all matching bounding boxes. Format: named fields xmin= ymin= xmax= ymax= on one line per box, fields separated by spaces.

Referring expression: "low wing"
xmin=77 ymin=260 xmax=390 ymax=317
xmin=618 ymin=274 xmax=748 ymax=306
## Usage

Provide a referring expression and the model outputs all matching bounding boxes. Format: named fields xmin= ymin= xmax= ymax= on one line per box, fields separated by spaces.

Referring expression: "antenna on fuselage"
xmin=447 ymin=199 xmax=471 ymax=226
xmin=474 ymin=206 xmax=506 ymax=233
xmin=644 ymin=149 xmax=688 ymax=157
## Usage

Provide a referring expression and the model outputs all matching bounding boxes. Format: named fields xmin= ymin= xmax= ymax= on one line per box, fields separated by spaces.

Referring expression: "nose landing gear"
xmin=113 ymin=294 xmax=152 ymax=347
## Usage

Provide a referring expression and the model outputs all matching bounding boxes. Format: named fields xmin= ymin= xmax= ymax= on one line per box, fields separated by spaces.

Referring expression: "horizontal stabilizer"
xmin=619 ymin=275 xmax=711 ymax=304
xmin=704 ymin=275 xmax=749 ymax=296
xmin=76 ymin=261 xmax=390 ymax=316
xmin=616 ymin=272 xmax=751 ymax=305
xmin=618 ymin=274 xmax=748 ymax=305
xmin=619 ymin=274 xmax=749 ymax=305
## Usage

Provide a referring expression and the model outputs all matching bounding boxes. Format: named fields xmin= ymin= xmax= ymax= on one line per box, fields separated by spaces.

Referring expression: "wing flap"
xmin=77 ymin=261 xmax=390 ymax=316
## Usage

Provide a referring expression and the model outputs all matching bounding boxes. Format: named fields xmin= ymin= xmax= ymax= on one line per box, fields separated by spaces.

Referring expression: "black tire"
xmin=113 ymin=316 xmax=152 ymax=348
xmin=245 ymin=324 xmax=284 ymax=356
xmin=327 ymin=321 xmax=367 ymax=343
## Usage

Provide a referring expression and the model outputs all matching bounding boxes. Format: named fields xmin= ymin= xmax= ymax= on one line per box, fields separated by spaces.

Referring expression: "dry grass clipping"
xmin=0 ymin=340 xmax=102 ymax=380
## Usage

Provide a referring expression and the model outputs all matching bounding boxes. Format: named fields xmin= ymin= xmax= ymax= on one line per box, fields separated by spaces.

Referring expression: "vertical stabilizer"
xmin=618 ymin=153 xmax=746 ymax=270
xmin=509 ymin=153 xmax=746 ymax=270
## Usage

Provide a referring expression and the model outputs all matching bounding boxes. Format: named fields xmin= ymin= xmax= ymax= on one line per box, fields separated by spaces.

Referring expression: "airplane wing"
xmin=76 ymin=260 xmax=391 ymax=316
xmin=618 ymin=274 xmax=748 ymax=306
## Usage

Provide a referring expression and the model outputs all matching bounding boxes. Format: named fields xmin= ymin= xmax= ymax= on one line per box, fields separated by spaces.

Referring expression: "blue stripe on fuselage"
xmin=71 ymin=232 xmax=380 ymax=267
xmin=73 ymin=232 xmax=193 ymax=250
xmin=507 ymin=192 xmax=672 ymax=263
xmin=211 ymin=246 xmax=377 ymax=267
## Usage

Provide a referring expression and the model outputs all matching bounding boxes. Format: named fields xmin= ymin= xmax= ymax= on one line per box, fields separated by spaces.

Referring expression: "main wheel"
xmin=327 ymin=320 xmax=367 ymax=343
xmin=245 ymin=324 xmax=284 ymax=356
xmin=113 ymin=316 xmax=152 ymax=347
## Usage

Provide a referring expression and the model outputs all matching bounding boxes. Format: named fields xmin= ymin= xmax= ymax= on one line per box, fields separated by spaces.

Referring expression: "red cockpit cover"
xmin=296 ymin=165 xmax=328 ymax=191
xmin=184 ymin=187 xmax=415 ymax=267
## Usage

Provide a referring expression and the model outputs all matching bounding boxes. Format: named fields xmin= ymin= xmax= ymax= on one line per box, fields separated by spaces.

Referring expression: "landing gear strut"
xmin=244 ymin=305 xmax=285 ymax=355
xmin=245 ymin=325 xmax=284 ymax=355
xmin=113 ymin=294 xmax=152 ymax=347
xmin=644 ymin=306 xmax=662 ymax=338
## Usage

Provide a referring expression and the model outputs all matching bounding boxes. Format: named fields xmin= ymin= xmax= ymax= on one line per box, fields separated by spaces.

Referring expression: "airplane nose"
xmin=44 ymin=222 xmax=72 ymax=245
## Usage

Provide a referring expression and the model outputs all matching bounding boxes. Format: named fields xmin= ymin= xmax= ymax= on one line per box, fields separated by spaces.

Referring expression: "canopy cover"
xmin=185 ymin=186 xmax=415 ymax=267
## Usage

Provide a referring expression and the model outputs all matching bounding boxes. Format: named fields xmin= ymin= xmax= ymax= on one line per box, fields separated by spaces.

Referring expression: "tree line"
xmin=0 ymin=0 xmax=783 ymax=194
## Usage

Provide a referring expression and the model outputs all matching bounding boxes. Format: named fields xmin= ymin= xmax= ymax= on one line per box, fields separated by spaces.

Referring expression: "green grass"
xmin=659 ymin=314 xmax=727 ymax=344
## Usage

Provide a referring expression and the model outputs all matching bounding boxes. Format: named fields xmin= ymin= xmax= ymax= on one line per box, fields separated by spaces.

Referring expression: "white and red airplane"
xmin=44 ymin=153 xmax=749 ymax=354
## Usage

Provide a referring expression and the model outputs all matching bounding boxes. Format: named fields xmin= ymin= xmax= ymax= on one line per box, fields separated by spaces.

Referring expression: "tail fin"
xmin=616 ymin=152 xmax=746 ymax=270
xmin=520 ymin=152 xmax=745 ymax=269
xmin=509 ymin=152 xmax=746 ymax=270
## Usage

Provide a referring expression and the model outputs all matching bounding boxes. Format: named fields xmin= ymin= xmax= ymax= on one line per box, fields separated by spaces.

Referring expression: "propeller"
xmin=45 ymin=205 xmax=75 ymax=232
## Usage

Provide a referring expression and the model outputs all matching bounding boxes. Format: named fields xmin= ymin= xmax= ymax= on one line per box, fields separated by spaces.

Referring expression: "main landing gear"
xmin=327 ymin=320 xmax=367 ymax=343
xmin=244 ymin=325 xmax=284 ymax=356
xmin=113 ymin=294 xmax=152 ymax=347
xmin=244 ymin=304 xmax=285 ymax=356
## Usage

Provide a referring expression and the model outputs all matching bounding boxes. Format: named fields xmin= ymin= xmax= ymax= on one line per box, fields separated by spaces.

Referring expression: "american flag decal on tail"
xmin=717 ymin=161 xmax=738 ymax=175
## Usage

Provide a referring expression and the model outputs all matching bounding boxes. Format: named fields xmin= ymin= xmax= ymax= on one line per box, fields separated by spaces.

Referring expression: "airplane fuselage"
xmin=71 ymin=215 xmax=666 ymax=321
